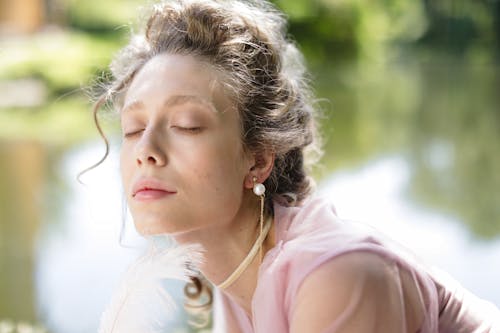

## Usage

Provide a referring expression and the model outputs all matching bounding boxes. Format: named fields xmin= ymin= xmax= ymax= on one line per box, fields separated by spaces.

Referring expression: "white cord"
xmin=217 ymin=216 xmax=272 ymax=290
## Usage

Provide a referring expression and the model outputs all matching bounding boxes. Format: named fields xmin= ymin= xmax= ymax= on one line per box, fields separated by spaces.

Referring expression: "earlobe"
xmin=244 ymin=174 xmax=256 ymax=189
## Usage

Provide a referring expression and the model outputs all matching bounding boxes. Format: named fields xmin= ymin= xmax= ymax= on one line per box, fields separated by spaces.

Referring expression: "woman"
xmin=93 ymin=0 xmax=500 ymax=332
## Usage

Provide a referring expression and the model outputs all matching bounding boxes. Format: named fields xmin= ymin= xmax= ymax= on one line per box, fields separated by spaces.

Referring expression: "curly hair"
xmin=92 ymin=0 xmax=321 ymax=211
xmin=90 ymin=0 xmax=322 ymax=326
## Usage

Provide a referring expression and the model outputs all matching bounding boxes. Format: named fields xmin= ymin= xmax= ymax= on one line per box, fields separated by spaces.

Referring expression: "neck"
xmin=172 ymin=196 xmax=275 ymax=316
xmin=217 ymin=215 xmax=272 ymax=289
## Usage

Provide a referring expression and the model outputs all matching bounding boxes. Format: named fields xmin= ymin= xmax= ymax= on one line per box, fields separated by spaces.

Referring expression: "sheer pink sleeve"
xmin=214 ymin=198 xmax=500 ymax=332
xmin=289 ymin=251 xmax=429 ymax=333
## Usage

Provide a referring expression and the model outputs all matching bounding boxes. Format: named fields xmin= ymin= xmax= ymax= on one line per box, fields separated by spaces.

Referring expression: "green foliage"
xmin=65 ymin=0 xmax=144 ymax=32
xmin=273 ymin=0 xmax=499 ymax=67
xmin=419 ymin=0 xmax=498 ymax=59
xmin=0 ymin=29 xmax=125 ymax=145
xmin=272 ymin=0 xmax=428 ymax=66
xmin=0 ymin=96 xmax=94 ymax=146
xmin=0 ymin=30 xmax=122 ymax=94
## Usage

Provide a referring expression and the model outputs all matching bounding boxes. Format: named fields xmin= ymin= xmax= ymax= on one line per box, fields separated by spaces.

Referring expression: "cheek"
xmin=205 ymin=148 xmax=248 ymax=191
xmin=182 ymin=141 xmax=247 ymax=193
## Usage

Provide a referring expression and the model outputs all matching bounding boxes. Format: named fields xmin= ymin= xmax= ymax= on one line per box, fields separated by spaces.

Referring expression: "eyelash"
xmin=123 ymin=129 xmax=143 ymax=138
xmin=177 ymin=126 xmax=202 ymax=133
xmin=122 ymin=127 xmax=202 ymax=138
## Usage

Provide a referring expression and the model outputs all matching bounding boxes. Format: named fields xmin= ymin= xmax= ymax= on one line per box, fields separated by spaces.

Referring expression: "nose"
xmin=135 ymin=129 xmax=167 ymax=167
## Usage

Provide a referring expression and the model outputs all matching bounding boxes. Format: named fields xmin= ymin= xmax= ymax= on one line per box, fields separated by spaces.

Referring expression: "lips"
xmin=132 ymin=178 xmax=176 ymax=200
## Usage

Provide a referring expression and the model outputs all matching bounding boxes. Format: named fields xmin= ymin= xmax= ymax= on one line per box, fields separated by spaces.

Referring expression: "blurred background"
xmin=0 ymin=0 xmax=499 ymax=332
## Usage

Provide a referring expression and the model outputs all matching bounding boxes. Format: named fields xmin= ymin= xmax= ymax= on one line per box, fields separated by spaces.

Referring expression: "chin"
xmin=133 ymin=217 xmax=193 ymax=236
xmin=133 ymin=219 xmax=171 ymax=236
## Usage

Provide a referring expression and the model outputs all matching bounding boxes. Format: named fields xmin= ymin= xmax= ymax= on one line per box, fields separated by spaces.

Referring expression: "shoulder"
xmin=290 ymin=251 xmax=394 ymax=315
xmin=289 ymin=251 xmax=426 ymax=333
xmin=271 ymin=197 xmax=393 ymax=309
xmin=272 ymin=197 xmax=390 ymax=288
xmin=269 ymin=198 xmax=431 ymax=331
xmin=305 ymin=250 xmax=393 ymax=284
xmin=294 ymin=251 xmax=396 ymax=303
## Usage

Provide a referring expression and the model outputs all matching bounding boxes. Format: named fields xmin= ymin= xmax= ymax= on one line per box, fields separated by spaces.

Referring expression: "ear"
xmin=244 ymin=150 xmax=275 ymax=189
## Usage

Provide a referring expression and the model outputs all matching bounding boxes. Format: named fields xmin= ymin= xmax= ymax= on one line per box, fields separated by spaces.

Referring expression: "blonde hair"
xmin=91 ymin=0 xmax=322 ymax=326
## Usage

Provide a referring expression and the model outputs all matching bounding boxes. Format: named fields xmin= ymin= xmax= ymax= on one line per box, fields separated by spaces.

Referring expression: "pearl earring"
xmin=252 ymin=177 xmax=266 ymax=196
xmin=253 ymin=176 xmax=266 ymax=263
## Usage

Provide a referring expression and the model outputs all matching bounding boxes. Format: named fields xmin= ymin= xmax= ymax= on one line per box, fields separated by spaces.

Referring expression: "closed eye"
xmin=173 ymin=126 xmax=203 ymax=133
xmin=123 ymin=129 xmax=144 ymax=138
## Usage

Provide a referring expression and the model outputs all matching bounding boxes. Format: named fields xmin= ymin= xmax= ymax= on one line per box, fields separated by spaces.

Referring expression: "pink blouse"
xmin=213 ymin=197 xmax=500 ymax=332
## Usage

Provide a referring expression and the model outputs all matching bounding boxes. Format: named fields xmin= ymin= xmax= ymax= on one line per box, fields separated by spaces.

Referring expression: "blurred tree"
xmin=419 ymin=0 xmax=499 ymax=61
xmin=272 ymin=0 xmax=428 ymax=66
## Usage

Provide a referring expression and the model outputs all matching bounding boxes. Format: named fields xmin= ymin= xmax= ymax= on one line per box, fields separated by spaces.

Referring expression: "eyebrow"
xmin=121 ymin=95 xmax=218 ymax=114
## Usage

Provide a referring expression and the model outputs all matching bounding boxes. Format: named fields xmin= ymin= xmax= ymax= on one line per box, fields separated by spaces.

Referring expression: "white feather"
xmin=98 ymin=241 xmax=203 ymax=333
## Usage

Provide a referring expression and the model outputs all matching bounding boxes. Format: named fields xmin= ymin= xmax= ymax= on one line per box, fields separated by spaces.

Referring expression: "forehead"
xmin=122 ymin=95 xmax=217 ymax=114
xmin=123 ymin=53 xmax=234 ymax=113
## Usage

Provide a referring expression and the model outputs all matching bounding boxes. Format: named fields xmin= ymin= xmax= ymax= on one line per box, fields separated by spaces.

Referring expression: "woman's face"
xmin=120 ymin=54 xmax=254 ymax=235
